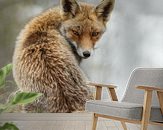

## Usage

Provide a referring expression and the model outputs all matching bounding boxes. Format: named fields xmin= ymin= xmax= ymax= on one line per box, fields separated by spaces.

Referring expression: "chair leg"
xmin=121 ymin=121 xmax=127 ymax=130
xmin=92 ymin=113 xmax=98 ymax=130
xmin=141 ymin=123 xmax=148 ymax=130
xmin=141 ymin=90 xmax=152 ymax=130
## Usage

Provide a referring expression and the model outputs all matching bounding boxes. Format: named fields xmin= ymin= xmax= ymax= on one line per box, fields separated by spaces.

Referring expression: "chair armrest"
xmin=137 ymin=86 xmax=163 ymax=92
xmin=87 ymin=82 xmax=118 ymax=101
xmin=87 ymin=82 xmax=117 ymax=89
xmin=137 ymin=86 xmax=163 ymax=117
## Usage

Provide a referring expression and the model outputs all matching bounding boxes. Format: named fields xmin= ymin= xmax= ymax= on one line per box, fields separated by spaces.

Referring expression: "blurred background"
xmin=0 ymin=0 xmax=163 ymax=100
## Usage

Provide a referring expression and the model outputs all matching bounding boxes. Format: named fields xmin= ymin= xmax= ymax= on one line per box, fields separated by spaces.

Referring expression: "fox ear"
xmin=61 ymin=0 xmax=80 ymax=18
xmin=95 ymin=0 xmax=115 ymax=22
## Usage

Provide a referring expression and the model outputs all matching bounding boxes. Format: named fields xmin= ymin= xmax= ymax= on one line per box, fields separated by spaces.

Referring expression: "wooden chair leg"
xmin=141 ymin=90 xmax=152 ymax=130
xmin=121 ymin=121 xmax=127 ymax=130
xmin=92 ymin=113 xmax=98 ymax=130
xmin=108 ymin=88 xmax=128 ymax=130
xmin=157 ymin=91 xmax=163 ymax=114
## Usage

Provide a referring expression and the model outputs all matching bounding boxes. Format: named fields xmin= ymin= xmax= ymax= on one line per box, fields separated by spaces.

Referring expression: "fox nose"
xmin=83 ymin=51 xmax=90 ymax=58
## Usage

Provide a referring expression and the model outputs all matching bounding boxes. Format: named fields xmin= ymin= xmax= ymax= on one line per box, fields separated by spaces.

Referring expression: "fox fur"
xmin=13 ymin=0 xmax=115 ymax=112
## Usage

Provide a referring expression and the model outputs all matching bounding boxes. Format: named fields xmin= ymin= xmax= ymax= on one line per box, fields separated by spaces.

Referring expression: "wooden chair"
xmin=86 ymin=68 xmax=163 ymax=130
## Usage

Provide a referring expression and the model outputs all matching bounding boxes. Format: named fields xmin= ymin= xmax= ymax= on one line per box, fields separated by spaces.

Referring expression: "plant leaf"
xmin=0 ymin=104 xmax=7 ymax=113
xmin=0 ymin=64 xmax=13 ymax=88
xmin=11 ymin=92 xmax=42 ymax=105
xmin=0 ymin=123 xmax=19 ymax=130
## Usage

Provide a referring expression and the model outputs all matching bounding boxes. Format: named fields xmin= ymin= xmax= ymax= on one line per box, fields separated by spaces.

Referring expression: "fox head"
xmin=60 ymin=0 xmax=115 ymax=59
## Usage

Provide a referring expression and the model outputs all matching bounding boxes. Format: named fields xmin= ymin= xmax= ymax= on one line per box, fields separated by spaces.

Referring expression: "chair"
xmin=86 ymin=68 xmax=163 ymax=130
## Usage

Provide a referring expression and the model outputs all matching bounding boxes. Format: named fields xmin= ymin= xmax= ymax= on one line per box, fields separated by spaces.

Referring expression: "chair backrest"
xmin=122 ymin=68 xmax=163 ymax=106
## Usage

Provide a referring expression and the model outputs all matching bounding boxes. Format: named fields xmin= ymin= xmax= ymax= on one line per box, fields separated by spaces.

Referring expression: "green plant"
xmin=0 ymin=123 xmax=19 ymax=130
xmin=0 ymin=64 xmax=42 ymax=130
xmin=0 ymin=64 xmax=12 ymax=89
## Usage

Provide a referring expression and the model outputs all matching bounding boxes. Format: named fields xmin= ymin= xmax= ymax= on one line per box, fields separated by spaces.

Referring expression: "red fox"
xmin=13 ymin=0 xmax=115 ymax=112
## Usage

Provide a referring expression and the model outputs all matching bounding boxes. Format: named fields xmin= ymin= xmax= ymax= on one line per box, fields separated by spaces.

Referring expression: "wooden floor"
xmin=0 ymin=112 xmax=140 ymax=130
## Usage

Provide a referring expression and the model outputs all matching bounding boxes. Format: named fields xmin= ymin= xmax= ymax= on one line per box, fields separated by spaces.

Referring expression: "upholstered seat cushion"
xmin=86 ymin=100 xmax=163 ymax=123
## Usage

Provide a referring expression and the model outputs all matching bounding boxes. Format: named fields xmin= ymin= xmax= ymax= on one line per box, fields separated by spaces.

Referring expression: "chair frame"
xmin=88 ymin=82 xmax=163 ymax=130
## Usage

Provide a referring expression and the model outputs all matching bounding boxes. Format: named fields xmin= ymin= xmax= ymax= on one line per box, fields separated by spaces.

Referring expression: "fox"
xmin=13 ymin=0 xmax=115 ymax=112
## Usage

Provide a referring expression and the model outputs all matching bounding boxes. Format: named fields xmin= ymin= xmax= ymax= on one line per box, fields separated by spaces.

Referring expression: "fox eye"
xmin=72 ymin=30 xmax=80 ymax=36
xmin=92 ymin=32 xmax=100 ymax=37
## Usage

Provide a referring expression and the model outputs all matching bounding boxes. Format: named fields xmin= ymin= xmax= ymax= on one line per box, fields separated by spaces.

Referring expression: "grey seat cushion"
xmin=86 ymin=100 xmax=163 ymax=123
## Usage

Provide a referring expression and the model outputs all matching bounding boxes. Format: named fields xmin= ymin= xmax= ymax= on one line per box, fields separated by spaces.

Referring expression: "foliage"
xmin=11 ymin=92 xmax=42 ymax=105
xmin=0 ymin=123 xmax=19 ymax=130
xmin=0 ymin=92 xmax=42 ymax=114
xmin=0 ymin=64 xmax=42 ymax=130
xmin=0 ymin=64 xmax=12 ymax=88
